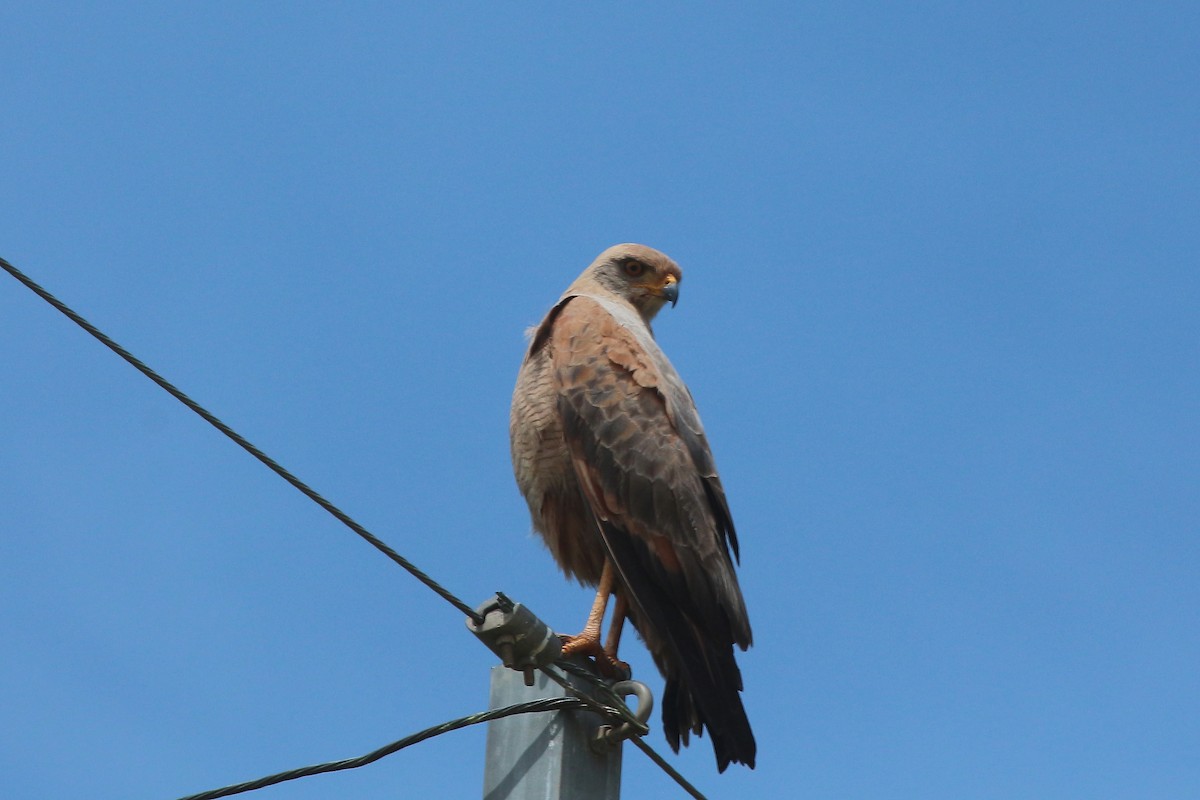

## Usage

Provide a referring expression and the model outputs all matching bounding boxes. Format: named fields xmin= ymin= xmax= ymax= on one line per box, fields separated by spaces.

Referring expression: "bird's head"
xmin=576 ymin=243 xmax=682 ymax=323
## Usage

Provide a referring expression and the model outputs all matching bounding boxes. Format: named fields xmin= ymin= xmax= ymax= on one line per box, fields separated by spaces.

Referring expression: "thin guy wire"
xmin=0 ymin=256 xmax=483 ymax=624
xmin=5 ymin=256 xmax=711 ymax=800
xmin=542 ymin=662 xmax=707 ymax=800
xmin=629 ymin=738 xmax=710 ymax=800
xmin=548 ymin=659 xmax=649 ymax=733
xmin=174 ymin=697 xmax=599 ymax=800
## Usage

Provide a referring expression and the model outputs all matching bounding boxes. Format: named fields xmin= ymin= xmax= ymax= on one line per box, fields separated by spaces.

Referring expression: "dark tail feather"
xmin=598 ymin=520 xmax=756 ymax=770
xmin=660 ymin=621 xmax=756 ymax=771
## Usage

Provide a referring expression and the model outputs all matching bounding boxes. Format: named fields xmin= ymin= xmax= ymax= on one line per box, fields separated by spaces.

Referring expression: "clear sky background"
xmin=2 ymin=4 xmax=1197 ymax=799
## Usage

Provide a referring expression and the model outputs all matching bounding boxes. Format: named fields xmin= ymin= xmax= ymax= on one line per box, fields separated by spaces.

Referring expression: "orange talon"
xmin=558 ymin=562 xmax=632 ymax=680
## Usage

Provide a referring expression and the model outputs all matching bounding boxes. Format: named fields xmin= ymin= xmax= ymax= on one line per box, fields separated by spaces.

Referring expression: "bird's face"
xmin=590 ymin=245 xmax=683 ymax=322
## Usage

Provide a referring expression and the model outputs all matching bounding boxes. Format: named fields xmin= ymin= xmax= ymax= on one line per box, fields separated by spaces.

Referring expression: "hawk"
xmin=510 ymin=243 xmax=755 ymax=771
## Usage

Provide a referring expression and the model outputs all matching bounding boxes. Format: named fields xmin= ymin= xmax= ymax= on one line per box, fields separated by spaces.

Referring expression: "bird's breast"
xmin=510 ymin=344 xmax=606 ymax=585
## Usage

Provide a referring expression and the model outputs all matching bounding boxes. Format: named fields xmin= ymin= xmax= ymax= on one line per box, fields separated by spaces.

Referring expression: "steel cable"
xmin=0 ymin=256 xmax=483 ymax=624
xmin=174 ymin=697 xmax=598 ymax=800
xmin=542 ymin=662 xmax=709 ymax=800
xmin=3 ymin=255 xmax=710 ymax=800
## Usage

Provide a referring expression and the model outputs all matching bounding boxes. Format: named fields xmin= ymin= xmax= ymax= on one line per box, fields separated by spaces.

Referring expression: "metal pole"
xmin=482 ymin=664 xmax=622 ymax=800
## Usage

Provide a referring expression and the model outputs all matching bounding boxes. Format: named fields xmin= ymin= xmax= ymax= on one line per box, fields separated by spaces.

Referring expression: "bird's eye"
xmin=622 ymin=260 xmax=646 ymax=277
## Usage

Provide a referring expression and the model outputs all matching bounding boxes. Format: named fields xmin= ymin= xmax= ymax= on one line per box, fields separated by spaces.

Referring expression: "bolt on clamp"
xmin=466 ymin=592 xmax=563 ymax=686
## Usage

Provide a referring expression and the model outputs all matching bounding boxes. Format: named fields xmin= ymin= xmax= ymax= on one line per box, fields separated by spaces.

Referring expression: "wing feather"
xmin=549 ymin=295 xmax=755 ymax=770
xmin=552 ymin=297 xmax=750 ymax=641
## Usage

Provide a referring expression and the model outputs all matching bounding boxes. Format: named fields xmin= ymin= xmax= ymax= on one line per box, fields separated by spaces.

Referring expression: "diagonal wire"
xmin=549 ymin=659 xmax=648 ymax=732
xmin=5 ymin=255 xmax=712 ymax=800
xmin=629 ymin=738 xmax=710 ymax=800
xmin=0 ymin=256 xmax=483 ymax=624
xmin=174 ymin=697 xmax=598 ymax=800
xmin=541 ymin=661 xmax=707 ymax=800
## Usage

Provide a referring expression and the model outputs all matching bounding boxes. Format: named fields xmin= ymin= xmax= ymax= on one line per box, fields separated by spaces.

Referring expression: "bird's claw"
xmin=558 ymin=633 xmax=632 ymax=681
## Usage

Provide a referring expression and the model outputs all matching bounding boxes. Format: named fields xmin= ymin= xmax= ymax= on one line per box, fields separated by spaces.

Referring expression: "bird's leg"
xmin=559 ymin=561 xmax=630 ymax=679
xmin=560 ymin=560 xmax=614 ymax=652
xmin=604 ymin=592 xmax=628 ymax=658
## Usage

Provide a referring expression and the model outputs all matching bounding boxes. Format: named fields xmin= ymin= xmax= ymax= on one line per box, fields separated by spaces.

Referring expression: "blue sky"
xmin=2 ymin=3 xmax=1197 ymax=798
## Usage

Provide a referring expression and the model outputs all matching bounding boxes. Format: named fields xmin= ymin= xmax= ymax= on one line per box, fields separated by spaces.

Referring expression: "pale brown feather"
xmin=509 ymin=244 xmax=755 ymax=771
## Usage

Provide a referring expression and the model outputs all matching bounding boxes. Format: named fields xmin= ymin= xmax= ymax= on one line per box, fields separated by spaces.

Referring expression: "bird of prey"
xmin=510 ymin=243 xmax=755 ymax=771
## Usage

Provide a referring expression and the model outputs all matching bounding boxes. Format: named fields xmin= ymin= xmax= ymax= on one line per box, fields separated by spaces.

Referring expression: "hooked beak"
xmin=661 ymin=275 xmax=679 ymax=307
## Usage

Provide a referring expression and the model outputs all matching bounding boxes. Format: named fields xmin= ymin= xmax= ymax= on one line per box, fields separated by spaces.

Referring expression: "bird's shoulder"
xmin=546 ymin=295 xmax=659 ymax=384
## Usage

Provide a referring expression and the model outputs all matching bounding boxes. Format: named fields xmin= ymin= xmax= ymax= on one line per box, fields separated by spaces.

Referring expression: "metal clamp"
xmin=466 ymin=592 xmax=563 ymax=686
xmin=591 ymin=679 xmax=654 ymax=752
